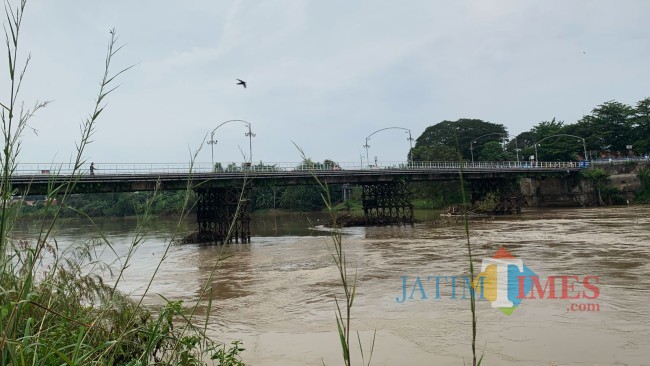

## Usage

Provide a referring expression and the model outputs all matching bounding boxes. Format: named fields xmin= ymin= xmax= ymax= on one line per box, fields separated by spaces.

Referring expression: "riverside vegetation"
xmin=1 ymin=2 xmax=245 ymax=364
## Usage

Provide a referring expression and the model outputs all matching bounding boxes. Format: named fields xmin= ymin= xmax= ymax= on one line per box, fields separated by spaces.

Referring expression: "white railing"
xmin=591 ymin=157 xmax=650 ymax=165
xmin=12 ymin=161 xmax=584 ymax=176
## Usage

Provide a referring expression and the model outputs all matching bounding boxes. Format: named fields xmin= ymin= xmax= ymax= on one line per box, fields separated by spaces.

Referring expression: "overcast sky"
xmin=5 ymin=0 xmax=650 ymax=165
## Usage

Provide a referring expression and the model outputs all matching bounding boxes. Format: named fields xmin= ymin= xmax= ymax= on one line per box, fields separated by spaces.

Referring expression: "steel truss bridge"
xmin=10 ymin=160 xmax=583 ymax=244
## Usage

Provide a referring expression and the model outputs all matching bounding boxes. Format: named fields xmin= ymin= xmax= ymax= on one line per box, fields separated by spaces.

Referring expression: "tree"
xmin=531 ymin=118 xmax=564 ymax=137
xmin=507 ymin=131 xmax=536 ymax=162
xmin=581 ymin=168 xmax=609 ymax=205
xmin=279 ymin=185 xmax=326 ymax=211
xmin=323 ymin=159 xmax=341 ymax=170
xmin=575 ymin=100 xmax=634 ymax=155
xmin=632 ymin=97 xmax=650 ymax=155
xmin=410 ymin=143 xmax=461 ymax=161
xmin=412 ymin=119 xmax=507 ymax=161
xmin=478 ymin=141 xmax=515 ymax=161
xmin=511 ymin=119 xmax=580 ymax=161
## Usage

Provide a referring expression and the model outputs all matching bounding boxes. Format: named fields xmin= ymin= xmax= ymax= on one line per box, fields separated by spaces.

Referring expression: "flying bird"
xmin=236 ymin=79 xmax=247 ymax=88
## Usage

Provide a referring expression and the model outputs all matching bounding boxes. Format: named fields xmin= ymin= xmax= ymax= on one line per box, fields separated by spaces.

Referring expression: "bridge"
xmin=11 ymin=160 xmax=583 ymax=244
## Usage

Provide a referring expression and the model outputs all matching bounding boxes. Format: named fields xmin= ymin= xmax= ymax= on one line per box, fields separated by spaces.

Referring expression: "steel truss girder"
xmin=196 ymin=186 xmax=251 ymax=244
xmin=361 ymin=182 xmax=414 ymax=225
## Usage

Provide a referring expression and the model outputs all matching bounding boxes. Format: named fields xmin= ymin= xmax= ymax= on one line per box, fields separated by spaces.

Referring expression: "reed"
xmin=457 ymin=163 xmax=484 ymax=366
xmin=298 ymin=137 xmax=484 ymax=365
xmin=0 ymin=1 xmax=245 ymax=364
xmin=295 ymin=144 xmax=375 ymax=366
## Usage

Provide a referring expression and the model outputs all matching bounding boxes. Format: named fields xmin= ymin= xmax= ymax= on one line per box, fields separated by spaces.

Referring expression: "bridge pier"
xmin=361 ymin=182 xmax=414 ymax=225
xmin=195 ymin=186 xmax=251 ymax=244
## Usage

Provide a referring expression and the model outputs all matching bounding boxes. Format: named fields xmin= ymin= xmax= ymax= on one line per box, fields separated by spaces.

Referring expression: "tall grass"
xmin=295 ymin=145 xmax=375 ymax=366
xmin=0 ymin=1 xmax=245 ymax=364
xmin=457 ymin=165 xmax=483 ymax=366
xmin=299 ymin=136 xmax=483 ymax=365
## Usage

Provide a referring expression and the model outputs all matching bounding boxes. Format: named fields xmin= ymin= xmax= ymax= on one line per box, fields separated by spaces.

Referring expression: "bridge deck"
xmin=10 ymin=161 xmax=581 ymax=195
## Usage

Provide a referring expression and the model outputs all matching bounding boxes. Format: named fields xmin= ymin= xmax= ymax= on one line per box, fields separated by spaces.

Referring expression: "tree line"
xmin=410 ymin=97 xmax=650 ymax=162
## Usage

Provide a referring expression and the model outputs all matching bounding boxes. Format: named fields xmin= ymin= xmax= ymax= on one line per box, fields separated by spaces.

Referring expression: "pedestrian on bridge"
xmin=90 ymin=162 xmax=95 ymax=176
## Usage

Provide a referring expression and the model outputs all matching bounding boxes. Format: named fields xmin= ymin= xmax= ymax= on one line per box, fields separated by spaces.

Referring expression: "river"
xmin=13 ymin=206 xmax=650 ymax=365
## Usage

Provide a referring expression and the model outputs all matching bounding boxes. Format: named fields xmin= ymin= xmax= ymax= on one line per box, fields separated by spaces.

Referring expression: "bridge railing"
xmin=591 ymin=157 xmax=650 ymax=165
xmin=13 ymin=160 xmax=582 ymax=176
xmin=401 ymin=161 xmax=581 ymax=170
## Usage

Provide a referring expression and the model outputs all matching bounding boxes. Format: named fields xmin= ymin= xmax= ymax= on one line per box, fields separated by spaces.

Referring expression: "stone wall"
xmin=519 ymin=161 xmax=648 ymax=207
xmin=519 ymin=175 xmax=581 ymax=207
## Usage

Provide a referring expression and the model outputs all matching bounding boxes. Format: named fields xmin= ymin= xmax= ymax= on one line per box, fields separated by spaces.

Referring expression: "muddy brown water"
xmin=13 ymin=206 xmax=650 ymax=365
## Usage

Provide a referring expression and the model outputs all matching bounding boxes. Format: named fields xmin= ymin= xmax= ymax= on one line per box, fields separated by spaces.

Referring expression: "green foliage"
xmin=639 ymin=167 xmax=650 ymax=183
xmin=251 ymin=161 xmax=280 ymax=172
xmin=212 ymin=340 xmax=246 ymax=366
xmin=635 ymin=167 xmax=650 ymax=203
xmin=507 ymin=98 xmax=650 ymax=161
xmin=0 ymin=4 xmax=244 ymax=365
xmin=474 ymin=192 xmax=498 ymax=213
xmin=295 ymin=158 xmax=340 ymax=170
xmin=632 ymin=98 xmax=650 ymax=154
xmin=252 ymin=185 xmax=285 ymax=210
xmin=2 ymin=255 xmax=239 ymax=365
xmin=580 ymin=168 xmax=627 ymax=205
xmin=412 ymin=119 xmax=507 ymax=161
xmin=411 ymin=181 xmax=469 ymax=209
xmin=280 ymin=185 xmax=327 ymax=211
xmin=478 ymin=141 xmax=515 ymax=161
xmin=576 ymin=100 xmax=634 ymax=153
xmin=331 ymin=200 xmax=363 ymax=212
xmin=511 ymin=118 xmax=582 ymax=161
xmin=19 ymin=191 xmax=196 ymax=218
xmin=269 ymin=159 xmax=344 ymax=212
xmin=580 ymin=168 xmax=609 ymax=182
xmin=410 ymin=143 xmax=462 ymax=161
xmin=330 ymin=186 xmax=363 ymax=212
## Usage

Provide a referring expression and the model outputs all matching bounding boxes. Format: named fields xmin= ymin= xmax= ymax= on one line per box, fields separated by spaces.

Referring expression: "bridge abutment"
xmin=361 ymin=182 xmax=414 ymax=225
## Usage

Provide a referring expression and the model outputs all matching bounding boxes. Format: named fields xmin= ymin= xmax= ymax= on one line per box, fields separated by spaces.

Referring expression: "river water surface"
xmin=14 ymin=206 xmax=650 ymax=365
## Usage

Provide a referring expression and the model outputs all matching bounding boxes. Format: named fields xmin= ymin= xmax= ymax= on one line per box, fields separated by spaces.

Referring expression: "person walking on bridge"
xmin=90 ymin=162 xmax=95 ymax=176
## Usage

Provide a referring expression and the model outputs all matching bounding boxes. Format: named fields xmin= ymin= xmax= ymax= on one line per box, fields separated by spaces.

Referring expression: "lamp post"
xmin=533 ymin=134 xmax=587 ymax=163
xmin=363 ymin=126 xmax=413 ymax=168
xmin=207 ymin=134 xmax=218 ymax=170
xmin=209 ymin=119 xmax=255 ymax=172
xmin=406 ymin=129 xmax=414 ymax=164
xmin=470 ymin=132 xmax=508 ymax=163
xmin=514 ymin=138 xmax=520 ymax=164
xmin=363 ymin=138 xmax=370 ymax=167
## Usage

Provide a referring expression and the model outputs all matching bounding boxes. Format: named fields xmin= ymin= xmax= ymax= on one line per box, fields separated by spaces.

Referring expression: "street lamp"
xmin=363 ymin=127 xmax=413 ymax=167
xmin=470 ymin=132 xmax=508 ymax=163
xmin=363 ymin=138 xmax=370 ymax=167
xmin=207 ymin=135 xmax=218 ymax=169
xmin=209 ymin=119 xmax=255 ymax=172
xmin=533 ymin=134 xmax=587 ymax=163
xmin=406 ymin=130 xmax=414 ymax=164
xmin=514 ymin=138 xmax=520 ymax=163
